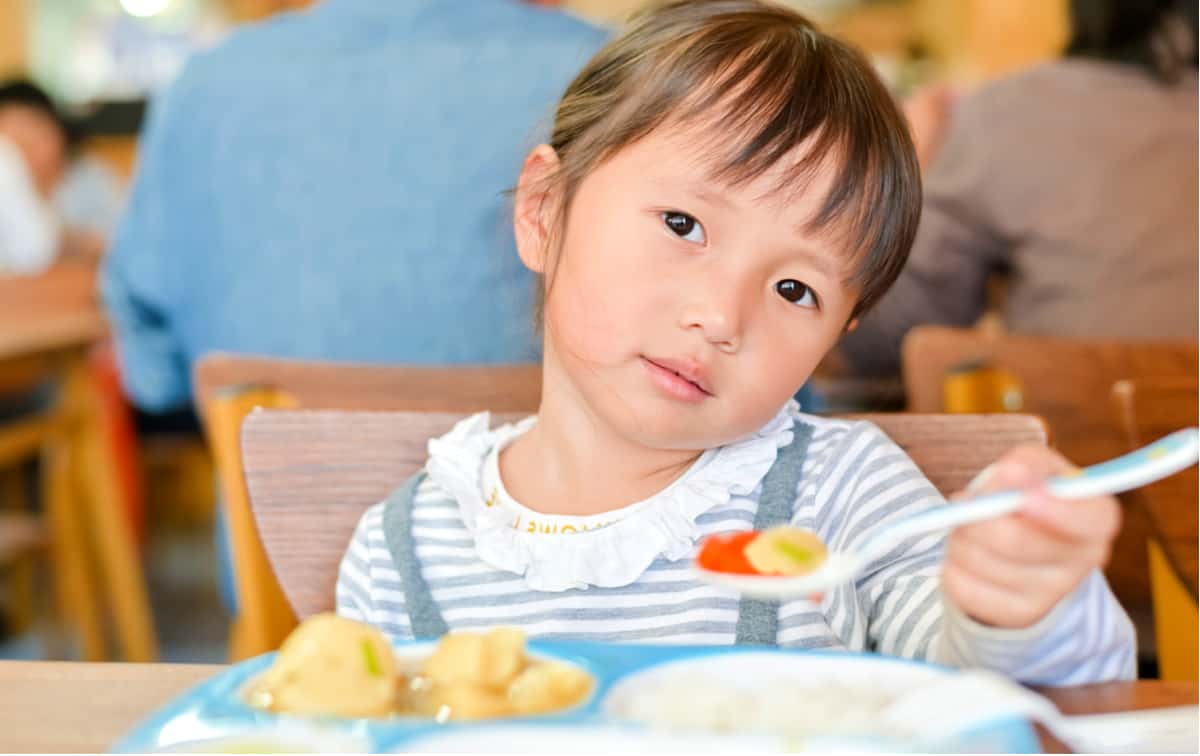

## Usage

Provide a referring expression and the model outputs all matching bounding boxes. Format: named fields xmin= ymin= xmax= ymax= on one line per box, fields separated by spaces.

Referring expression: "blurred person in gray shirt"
xmin=838 ymin=0 xmax=1198 ymax=377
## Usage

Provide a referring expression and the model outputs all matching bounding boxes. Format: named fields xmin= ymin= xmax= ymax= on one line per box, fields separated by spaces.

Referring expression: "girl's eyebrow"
xmin=688 ymin=185 xmax=734 ymax=210
xmin=788 ymin=243 xmax=840 ymax=280
xmin=647 ymin=175 xmax=735 ymax=210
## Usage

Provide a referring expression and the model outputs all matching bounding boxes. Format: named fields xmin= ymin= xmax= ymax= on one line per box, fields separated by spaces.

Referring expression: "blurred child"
xmin=338 ymin=0 xmax=1134 ymax=684
xmin=0 ymin=80 xmax=69 ymax=275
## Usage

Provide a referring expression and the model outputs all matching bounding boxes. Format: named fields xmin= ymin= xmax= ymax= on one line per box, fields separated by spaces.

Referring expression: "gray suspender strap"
xmin=382 ymin=470 xmax=450 ymax=639
xmin=734 ymin=420 xmax=815 ymax=646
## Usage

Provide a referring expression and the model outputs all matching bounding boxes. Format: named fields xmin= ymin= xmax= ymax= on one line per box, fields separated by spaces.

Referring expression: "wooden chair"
xmin=0 ymin=390 xmax=52 ymax=637
xmin=901 ymin=325 xmax=1198 ymax=657
xmin=0 ymin=263 xmax=155 ymax=661
xmin=241 ymin=409 xmax=1046 ymax=621
xmin=192 ymin=354 xmax=541 ymax=659
xmin=0 ymin=509 xmax=45 ymax=635
xmin=1111 ymin=377 xmax=1199 ymax=681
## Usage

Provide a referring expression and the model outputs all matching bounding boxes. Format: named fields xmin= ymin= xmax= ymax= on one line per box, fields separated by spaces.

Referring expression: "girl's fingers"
xmin=955 ymin=512 xmax=1088 ymax=565
xmin=945 ymin=533 xmax=1049 ymax=593
xmin=952 ymin=445 xmax=1119 ymax=551
xmin=1020 ymin=490 xmax=1122 ymax=545
xmin=953 ymin=445 xmax=1073 ymax=500
xmin=941 ymin=560 xmax=1058 ymax=629
xmin=986 ymin=447 xmax=1072 ymax=488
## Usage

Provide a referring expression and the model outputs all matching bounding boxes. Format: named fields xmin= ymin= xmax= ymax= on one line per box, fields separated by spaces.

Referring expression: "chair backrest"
xmin=242 ymin=410 xmax=1046 ymax=621
xmin=1111 ymin=377 xmax=1199 ymax=681
xmin=903 ymin=326 xmax=1198 ymax=463
xmin=902 ymin=325 xmax=1198 ymax=625
xmin=193 ymin=354 xmax=542 ymax=658
xmin=1111 ymin=377 xmax=1198 ymax=598
xmin=194 ymin=352 xmax=543 ymax=414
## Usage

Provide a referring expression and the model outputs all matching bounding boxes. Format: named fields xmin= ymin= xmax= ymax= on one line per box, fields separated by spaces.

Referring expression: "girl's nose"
xmin=680 ymin=292 xmax=743 ymax=353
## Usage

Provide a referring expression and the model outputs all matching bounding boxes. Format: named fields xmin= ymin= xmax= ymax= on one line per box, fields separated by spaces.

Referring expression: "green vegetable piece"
xmin=774 ymin=539 xmax=816 ymax=566
xmin=362 ymin=638 xmax=383 ymax=677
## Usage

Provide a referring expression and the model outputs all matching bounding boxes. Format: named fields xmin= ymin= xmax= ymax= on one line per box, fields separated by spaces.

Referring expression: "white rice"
xmin=611 ymin=674 xmax=910 ymax=741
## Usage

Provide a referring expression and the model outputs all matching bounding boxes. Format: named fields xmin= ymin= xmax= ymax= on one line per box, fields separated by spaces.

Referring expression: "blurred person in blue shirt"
xmin=100 ymin=0 xmax=607 ymax=622
xmin=101 ymin=0 xmax=608 ymax=413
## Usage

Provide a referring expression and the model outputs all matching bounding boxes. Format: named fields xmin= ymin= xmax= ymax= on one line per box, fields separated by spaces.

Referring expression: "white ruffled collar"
xmin=424 ymin=401 xmax=800 ymax=592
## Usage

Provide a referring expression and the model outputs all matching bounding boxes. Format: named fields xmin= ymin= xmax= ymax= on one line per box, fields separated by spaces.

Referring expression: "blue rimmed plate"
xmin=112 ymin=641 xmax=1039 ymax=753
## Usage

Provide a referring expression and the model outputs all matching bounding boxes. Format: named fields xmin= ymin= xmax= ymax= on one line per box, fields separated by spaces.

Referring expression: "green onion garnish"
xmin=774 ymin=539 xmax=816 ymax=566
xmin=362 ymin=639 xmax=383 ymax=677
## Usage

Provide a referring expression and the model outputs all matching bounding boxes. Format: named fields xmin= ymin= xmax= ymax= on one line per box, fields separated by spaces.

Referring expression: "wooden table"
xmin=0 ymin=662 xmax=219 ymax=753
xmin=0 ymin=661 xmax=1194 ymax=753
xmin=0 ymin=263 xmax=157 ymax=661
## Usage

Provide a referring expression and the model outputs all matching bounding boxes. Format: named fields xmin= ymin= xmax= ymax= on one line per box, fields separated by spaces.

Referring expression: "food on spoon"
xmin=696 ymin=531 xmax=760 ymax=574
xmin=697 ymin=527 xmax=828 ymax=576
xmin=246 ymin=613 xmax=400 ymax=718
xmin=743 ymin=526 xmax=828 ymax=576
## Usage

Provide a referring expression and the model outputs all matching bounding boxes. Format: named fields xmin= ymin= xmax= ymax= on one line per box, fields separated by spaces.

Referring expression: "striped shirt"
xmin=337 ymin=414 xmax=1135 ymax=685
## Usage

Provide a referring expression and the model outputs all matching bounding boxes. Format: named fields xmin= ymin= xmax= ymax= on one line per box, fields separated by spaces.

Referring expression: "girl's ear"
xmin=514 ymin=144 xmax=563 ymax=274
xmin=845 ymin=317 xmax=860 ymax=333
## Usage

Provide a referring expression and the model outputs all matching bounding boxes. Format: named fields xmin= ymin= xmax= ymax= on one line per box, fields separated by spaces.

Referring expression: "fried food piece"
xmin=247 ymin=613 xmax=400 ymax=718
xmin=507 ymin=660 xmax=593 ymax=715
xmin=422 ymin=627 xmax=526 ymax=689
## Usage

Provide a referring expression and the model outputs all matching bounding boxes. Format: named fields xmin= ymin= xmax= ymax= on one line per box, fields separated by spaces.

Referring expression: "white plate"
xmin=398 ymin=725 xmax=788 ymax=753
xmin=603 ymin=650 xmax=950 ymax=747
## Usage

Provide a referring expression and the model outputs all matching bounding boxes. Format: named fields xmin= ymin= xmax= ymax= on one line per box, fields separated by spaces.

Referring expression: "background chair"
xmin=0 ymin=264 xmax=154 ymax=661
xmin=240 ymin=409 xmax=1046 ymax=621
xmin=193 ymin=354 xmax=541 ymax=659
xmin=1111 ymin=377 xmax=1198 ymax=681
xmin=901 ymin=325 xmax=1198 ymax=665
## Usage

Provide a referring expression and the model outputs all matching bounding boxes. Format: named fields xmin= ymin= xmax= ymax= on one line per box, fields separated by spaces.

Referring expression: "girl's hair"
xmin=536 ymin=0 xmax=921 ymax=321
xmin=1066 ymin=0 xmax=1197 ymax=82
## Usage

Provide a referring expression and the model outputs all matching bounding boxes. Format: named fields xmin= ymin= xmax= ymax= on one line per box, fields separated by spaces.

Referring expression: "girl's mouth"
xmin=641 ymin=357 xmax=714 ymax=402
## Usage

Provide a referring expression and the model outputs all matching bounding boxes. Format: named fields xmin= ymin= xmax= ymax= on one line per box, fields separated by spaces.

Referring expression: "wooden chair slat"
xmin=194 ymin=353 xmax=541 ymax=415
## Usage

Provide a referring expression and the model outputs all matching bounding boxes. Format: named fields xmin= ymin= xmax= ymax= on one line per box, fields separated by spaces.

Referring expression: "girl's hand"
xmin=942 ymin=445 xmax=1122 ymax=629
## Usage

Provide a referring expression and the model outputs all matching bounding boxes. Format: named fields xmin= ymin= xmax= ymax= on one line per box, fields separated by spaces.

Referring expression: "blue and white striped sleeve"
xmin=936 ymin=572 xmax=1137 ymax=684
xmin=816 ymin=422 xmax=947 ymax=662
xmin=336 ymin=504 xmax=383 ymax=624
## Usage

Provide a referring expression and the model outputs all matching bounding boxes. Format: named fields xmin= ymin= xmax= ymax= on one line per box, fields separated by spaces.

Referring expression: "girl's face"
xmin=515 ymin=125 xmax=859 ymax=452
xmin=0 ymin=105 xmax=66 ymax=199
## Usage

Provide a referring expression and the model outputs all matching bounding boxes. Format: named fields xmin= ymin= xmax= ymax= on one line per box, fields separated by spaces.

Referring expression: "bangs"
xmin=551 ymin=0 xmax=921 ymax=315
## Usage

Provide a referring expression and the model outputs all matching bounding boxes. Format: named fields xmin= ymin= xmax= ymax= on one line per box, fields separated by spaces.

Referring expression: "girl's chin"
xmin=599 ymin=411 xmax=744 ymax=452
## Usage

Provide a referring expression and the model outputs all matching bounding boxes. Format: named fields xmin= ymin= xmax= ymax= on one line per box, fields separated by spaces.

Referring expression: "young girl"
xmin=338 ymin=0 xmax=1135 ymax=685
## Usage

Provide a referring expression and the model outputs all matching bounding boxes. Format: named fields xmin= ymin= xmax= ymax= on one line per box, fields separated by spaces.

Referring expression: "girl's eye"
xmin=662 ymin=211 xmax=706 ymax=244
xmin=775 ymin=279 xmax=819 ymax=309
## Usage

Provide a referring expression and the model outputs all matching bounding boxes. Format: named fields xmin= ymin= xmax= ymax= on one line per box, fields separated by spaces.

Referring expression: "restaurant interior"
xmin=0 ymin=0 xmax=1196 ymax=752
